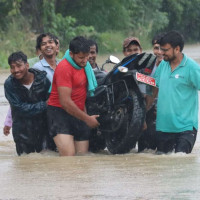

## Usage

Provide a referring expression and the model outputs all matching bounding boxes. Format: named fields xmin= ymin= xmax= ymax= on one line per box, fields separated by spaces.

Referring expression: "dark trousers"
xmin=16 ymin=142 xmax=43 ymax=156
xmin=156 ymin=128 xmax=197 ymax=154
xmin=138 ymin=105 xmax=157 ymax=152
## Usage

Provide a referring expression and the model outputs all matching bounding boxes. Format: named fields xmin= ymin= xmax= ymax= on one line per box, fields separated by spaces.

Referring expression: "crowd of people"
xmin=3 ymin=30 xmax=200 ymax=156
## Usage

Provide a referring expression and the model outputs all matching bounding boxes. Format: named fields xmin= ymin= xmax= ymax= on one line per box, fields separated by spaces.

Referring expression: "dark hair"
xmin=8 ymin=51 xmax=27 ymax=65
xmin=152 ymin=33 xmax=165 ymax=45
xmin=88 ymin=39 xmax=98 ymax=53
xmin=36 ymin=32 xmax=58 ymax=50
xmin=69 ymin=36 xmax=90 ymax=54
xmin=157 ymin=30 xmax=184 ymax=52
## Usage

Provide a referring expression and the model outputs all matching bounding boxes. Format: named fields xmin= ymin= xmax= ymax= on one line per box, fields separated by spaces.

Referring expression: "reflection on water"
xmin=0 ymin=45 xmax=200 ymax=199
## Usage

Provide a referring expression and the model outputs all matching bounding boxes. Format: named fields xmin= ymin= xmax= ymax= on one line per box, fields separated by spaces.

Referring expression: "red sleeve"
xmin=55 ymin=60 xmax=73 ymax=88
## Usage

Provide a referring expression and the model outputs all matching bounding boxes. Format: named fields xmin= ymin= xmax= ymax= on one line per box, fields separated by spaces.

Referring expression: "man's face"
xmin=88 ymin=45 xmax=97 ymax=68
xmin=70 ymin=52 xmax=89 ymax=68
xmin=123 ymin=44 xmax=142 ymax=56
xmin=10 ymin=60 xmax=29 ymax=80
xmin=160 ymin=44 xmax=176 ymax=62
xmin=153 ymin=43 xmax=163 ymax=62
xmin=40 ymin=36 xmax=58 ymax=58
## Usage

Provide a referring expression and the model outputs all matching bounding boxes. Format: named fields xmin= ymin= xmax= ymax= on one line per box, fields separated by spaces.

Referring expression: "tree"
xmin=161 ymin=0 xmax=200 ymax=41
xmin=125 ymin=0 xmax=168 ymax=36
xmin=55 ymin=0 xmax=131 ymax=32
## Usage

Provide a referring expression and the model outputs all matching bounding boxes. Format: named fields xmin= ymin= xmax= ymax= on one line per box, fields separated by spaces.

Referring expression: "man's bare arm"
xmin=58 ymin=87 xmax=99 ymax=128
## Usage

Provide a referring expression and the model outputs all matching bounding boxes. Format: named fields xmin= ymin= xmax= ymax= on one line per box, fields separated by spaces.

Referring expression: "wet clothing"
xmin=47 ymin=58 xmax=90 ymax=141
xmin=137 ymin=63 xmax=159 ymax=152
xmin=154 ymin=54 xmax=200 ymax=132
xmin=138 ymin=105 xmax=157 ymax=152
xmin=47 ymin=105 xmax=90 ymax=141
xmin=4 ymin=69 xmax=51 ymax=155
xmin=62 ymin=49 xmax=97 ymax=96
xmin=4 ymin=57 xmax=59 ymax=128
xmin=48 ymin=59 xmax=88 ymax=111
xmin=156 ymin=128 xmax=197 ymax=154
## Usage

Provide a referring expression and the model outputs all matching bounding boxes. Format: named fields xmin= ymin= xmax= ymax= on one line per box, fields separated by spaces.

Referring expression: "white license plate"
xmin=136 ymin=72 xmax=156 ymax=87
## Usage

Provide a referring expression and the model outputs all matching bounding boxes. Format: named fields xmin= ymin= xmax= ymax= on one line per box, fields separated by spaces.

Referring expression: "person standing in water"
xmin=4 ymin=51 xmax=51 ymax=155
xmin=3 ymin=33 xmax=59 ymax=151
xmin=154 ymin=30 xmax=200 ymax=154
xmin=47 ymin=36 xmax=99 ymax=156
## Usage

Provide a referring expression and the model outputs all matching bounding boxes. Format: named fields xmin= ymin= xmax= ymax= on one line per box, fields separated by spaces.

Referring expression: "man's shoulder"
xmin=185 ymin=55 xmax=200 ymax=68
xmin=29 ymin=68 xmax=48 ymax=82
xmin=4 ymin=76 xmax=20 ymax=93
xmin=56 ymin=59 xmax=73 ymax=70
xmin=154 ymin=60 xmax=168 ymax=73
xmin=32 ymin=60 xmax=43 ymax=69
xmin=57 ymin=58 xmax=68 ymax=66
xmin=159 ymin=60 xmax=168 ymax=67
xmin=32 ymin=58 xmax=51 ymax=69
xmin=29 ymin=67 xmax=46 ymax=74
xmin=4 ymin=75 xmax=14 ymax=86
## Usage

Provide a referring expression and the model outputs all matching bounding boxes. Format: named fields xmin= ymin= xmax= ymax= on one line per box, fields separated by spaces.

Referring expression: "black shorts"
xmin=156 ymin=128 xmax=197 ymax=154
xmin=47 ymin=105 xmax=90 ymax=141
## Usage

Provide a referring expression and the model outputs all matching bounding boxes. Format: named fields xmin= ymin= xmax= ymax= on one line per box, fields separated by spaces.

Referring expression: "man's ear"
xmin=175 ymin=46 xmax=180 ymax=53
xmin=69 ymin=51 xmax=73 ymax=58
xmin=26 ymin=62 xmax=30 ymax=69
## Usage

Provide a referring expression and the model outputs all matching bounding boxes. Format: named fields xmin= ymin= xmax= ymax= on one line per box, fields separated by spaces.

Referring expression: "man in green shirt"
xmin=154 ymin=30 xmax=200 ymax=154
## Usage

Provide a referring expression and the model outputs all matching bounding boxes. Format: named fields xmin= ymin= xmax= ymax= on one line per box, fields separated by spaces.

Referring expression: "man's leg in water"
xmin=175 ymin=129 xmax=197 ymax=154
xmin=156 ymin=131 xmax=176 ymax=154
xmin=75 ymin=140 xmax=89 ymax=154
xmin=54 ymin=134 xmax=75 ymax=156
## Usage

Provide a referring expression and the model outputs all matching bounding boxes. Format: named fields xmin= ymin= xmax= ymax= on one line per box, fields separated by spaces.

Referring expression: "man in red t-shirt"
xmin=47 ymin=36 xmax=99 ymax=156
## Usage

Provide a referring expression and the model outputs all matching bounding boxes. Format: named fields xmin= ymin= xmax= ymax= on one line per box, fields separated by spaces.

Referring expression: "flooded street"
xmin=0 ymin=45 xmax=200 ymax=200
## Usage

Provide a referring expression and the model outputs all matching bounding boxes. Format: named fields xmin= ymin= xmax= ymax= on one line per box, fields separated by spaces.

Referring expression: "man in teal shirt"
xmin=154 ymin=30 xmax=200 ymax=154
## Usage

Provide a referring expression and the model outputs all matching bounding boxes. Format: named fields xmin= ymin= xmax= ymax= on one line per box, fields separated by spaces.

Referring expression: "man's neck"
xmin=170 ymin=53 xmax=183 ymax=71
xmin=19 ymin=71 xmax=34 ymax=85
xmin=44 ymin=55 xmax=57 ymax=70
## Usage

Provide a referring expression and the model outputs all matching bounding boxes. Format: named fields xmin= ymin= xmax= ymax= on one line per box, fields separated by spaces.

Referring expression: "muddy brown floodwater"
xmin=0 ymin=45 xmax=200 ymax=200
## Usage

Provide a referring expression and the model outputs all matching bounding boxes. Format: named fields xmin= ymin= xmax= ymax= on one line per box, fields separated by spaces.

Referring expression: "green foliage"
xmin=56 ymin=0 xmax=131 ymax=32
xmin=96 ymin=31 xmax=125 ymax=54
xmin=0 ymin=51 xmax=9 ymax=69
xmin=41 ymin=0 xmax=95 ymax=50
xmin=0 ymin=0 xmax=200 ymax=68
xmin=125 ymin=0 xmax=168 ymax=40
xmin=161 ymin=0 xmax=200 ymax=41
xmin=8 ymin=0 xmax=22 ymax=16
xmin=0 ymin=15 xmax=36 ymax=68
xmin=0 ymin=0 xmax=22 ymax=30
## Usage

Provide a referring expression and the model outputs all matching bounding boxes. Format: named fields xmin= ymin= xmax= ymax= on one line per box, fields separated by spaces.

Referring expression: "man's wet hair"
xmin=69 ymin=36 xmax=90 ymax=54
xmin=157 ymin=30 xmax=184 ymax=52
xmin=88 ymin=39 xmax=98 ymax=53
xmin=36 ymin=32 xmax=58 ymax=50
xmin=8 ymin=51 xmax=27 ymax=65
xmin=152 ymin=33 xmax=165 ymax=45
